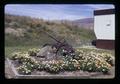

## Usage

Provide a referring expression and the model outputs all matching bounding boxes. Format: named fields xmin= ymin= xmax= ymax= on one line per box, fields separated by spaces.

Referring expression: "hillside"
xmin=72 ymin=18 xmax=94 ymax=30
xmin=51 ymin=18 xmax=94 ymax=30
xmin=5 ymin=14 xmax=96 ymax=47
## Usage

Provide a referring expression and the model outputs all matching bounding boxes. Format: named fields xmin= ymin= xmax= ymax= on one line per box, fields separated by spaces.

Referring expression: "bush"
xmin=75 ymin=48 xmax=114 ymax=66
xmin=22 ymin=59 xmax=38 ymax=69
xmin=36 ymin=62 xmax=45 ymax=71
xmin=11 ymin=47 xmax=114 ymax=74
xmin=75 ymin=49 xmax=112 ymax=73
xmin=11 ymin=51 xmax=38 ymax=65
xmin=15 ymin=53 xmax=38 ymax=75
xmin=74 ymin=50 xmax=84 ymax=60
xmin=101 ymin=53 xmax=114 ymax=66
xmin=10 ymin=52 xmax=23 ymax=60
xmin=17 ymin=64 xmax=32 ymax=75
xmin=61 ymin=56 xmax=80 ymax=71
xmin=28 ymin=48 xmax=40 ymax=56
xmin=44 ymin=60 xmax=61 ymax=73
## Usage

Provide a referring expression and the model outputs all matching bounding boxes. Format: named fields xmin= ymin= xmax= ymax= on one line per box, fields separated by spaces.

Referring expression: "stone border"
xmin=6 ymin=58 xmax=114 ymax=79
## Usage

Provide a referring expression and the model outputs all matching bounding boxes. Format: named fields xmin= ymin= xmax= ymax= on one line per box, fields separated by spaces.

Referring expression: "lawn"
xmin=5 ymin=46 xmax=41 ymax=58
xmin=5 ymin=45 xmax=115 ymax=58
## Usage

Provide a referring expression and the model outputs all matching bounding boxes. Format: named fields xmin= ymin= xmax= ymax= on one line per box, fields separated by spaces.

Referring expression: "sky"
xmin=5 ymin=4 xmax=115 ymax=21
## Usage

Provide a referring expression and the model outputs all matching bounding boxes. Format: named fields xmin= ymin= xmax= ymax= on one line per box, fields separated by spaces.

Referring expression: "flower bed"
xmin=9 ymin=48 xmax=114 ymax=75
xmin=28 ymin=48 xmax=40 ymax=56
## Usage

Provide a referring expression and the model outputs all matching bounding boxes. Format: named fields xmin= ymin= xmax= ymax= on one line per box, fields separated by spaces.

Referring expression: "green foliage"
xmin=28 ymin=48 xmax=40 ymax=56
xmin=44 ymin=60 xmax=61 ymax=73
xmin=62 ymin=56 xmax=80 ymax=71
xmin=17 ymin=64 xmax=32 ymax=75
xmin=9 ymin=47 xmax=114 ymax=75
xmin=5 ymin=14 xmax=96 ymax=47
xmin=36 ymin=62 xmax=45 ymax=71
xmin=74 ymin=48 xmax=113 ymax=73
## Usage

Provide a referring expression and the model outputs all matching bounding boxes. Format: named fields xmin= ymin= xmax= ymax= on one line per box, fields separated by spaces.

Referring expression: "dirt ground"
xmin=5 ymin=59 xmax=115 ymax=79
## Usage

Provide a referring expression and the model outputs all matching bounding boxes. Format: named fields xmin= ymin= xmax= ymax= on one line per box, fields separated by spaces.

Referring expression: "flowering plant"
xmin=10 ymin=52 xmax=23 ymax=60
xmin=11 ymin=47 xmax=114 ymax=75
xmin=75 ymin=48 xmax=114 ymax=65
xmin=100 ymin=53 xmax=114 ymax=66
xmin=17 ymin=64 xmax=32 ymax=75
xmin=44 ymin=60 xmax=61 ymax=73
xmin=75 ymin=50 xmax=112 ymax=73
xmin=61 ymin=56 xmax=80 ymax=71
xmin=35 ymin=62 xmax=45 ymax=71
xmin=28 ymin=48 xmax=40 ymax=56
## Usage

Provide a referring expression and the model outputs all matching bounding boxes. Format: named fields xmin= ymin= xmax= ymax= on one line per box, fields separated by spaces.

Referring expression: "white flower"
xmin=89 ymin=67 xmax=92 ymax=70
xmin=31 ymin=65 xmax=34 ymax=67
xmin=102 ymin=69 xmax=105 ymax=71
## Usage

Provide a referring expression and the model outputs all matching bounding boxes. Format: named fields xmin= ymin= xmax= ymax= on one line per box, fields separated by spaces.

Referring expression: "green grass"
xmin=5 ymin=46 xmax=41 ymax=58
xmin=76 ymin=47 xmax=115 ymax=56
xmin=5 ymin=46 xmax=115 ymax=58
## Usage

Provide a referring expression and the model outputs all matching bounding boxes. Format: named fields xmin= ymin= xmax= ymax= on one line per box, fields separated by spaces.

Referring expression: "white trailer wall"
xmin=94 ymin=14 xmax=115 ymax=40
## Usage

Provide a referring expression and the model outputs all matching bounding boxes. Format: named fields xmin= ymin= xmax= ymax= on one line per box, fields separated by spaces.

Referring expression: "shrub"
xmin=22 ymin=59 xmax=38 ymax=70
xmin=75 ymin=48 xmax=114 ymax=66
xmin=59 ymin=56 xmax=80 ymax=71
xmin=101 ymin=53 xmax=114 ymax=66
xmin=44 ymin=60 xmax=61 ymax=73
xmin=28 ymin=48 xmax=40 ymax=56
xmin=10 ymin=52 xmax=23 ymax=60
xmin=17 ymin=64 xmax=32 ymax=75
xmin=15 ymin=54 xmax=38 ymax=75
xmin=35 ymin=62 xmax=45 ymax=71
xmin=11 ymin=47 xmax=114 ymax=74
xmin=75 ymin=50 xmax=112 ymax=73
xmin=74 ymin=50 xmax=84 ymax=60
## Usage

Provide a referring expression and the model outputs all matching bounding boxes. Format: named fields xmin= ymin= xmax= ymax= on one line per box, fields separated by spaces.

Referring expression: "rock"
xmin=37 ymin=46 xmax=51 ymax=57
xmin=37 ymin=46 xmax=57 ymax=60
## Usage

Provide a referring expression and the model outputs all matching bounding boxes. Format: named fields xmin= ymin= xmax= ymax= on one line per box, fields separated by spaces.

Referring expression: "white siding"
xmin=94 ymin=14 xmax=115 ymax=40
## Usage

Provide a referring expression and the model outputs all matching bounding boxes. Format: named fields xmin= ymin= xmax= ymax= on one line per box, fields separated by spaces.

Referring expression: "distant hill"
xmin=72 ymin=18 xmax=94 ymax=30
xmin=72 ymin=18 xmax=94 ymax=24
xmin=51 ymin=18 xmax=94 ymax=30
xmin=5 ymin=14 xmax=96 ymax=47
